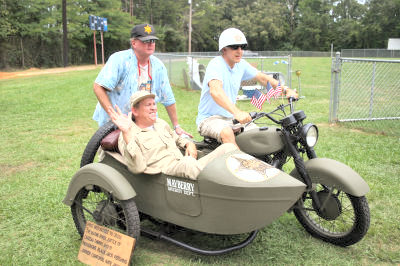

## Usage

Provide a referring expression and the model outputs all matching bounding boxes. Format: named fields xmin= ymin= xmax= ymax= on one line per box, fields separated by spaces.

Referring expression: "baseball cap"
xmin=130 ymin=90 xmax=155 ymax=108
xmin=130 ymin=24 xmax=159 ymax=41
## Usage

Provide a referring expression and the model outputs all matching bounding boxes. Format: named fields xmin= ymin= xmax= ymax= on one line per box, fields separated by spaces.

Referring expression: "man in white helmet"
xmin=196 ymin=28 xmax=297 ymax=146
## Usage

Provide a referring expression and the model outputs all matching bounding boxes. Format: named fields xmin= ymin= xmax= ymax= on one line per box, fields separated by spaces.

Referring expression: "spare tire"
xmin=80 ymin=121 xmax=117 ymax=167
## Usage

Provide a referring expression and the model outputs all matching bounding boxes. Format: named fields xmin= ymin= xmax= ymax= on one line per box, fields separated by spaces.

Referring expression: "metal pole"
xmin=369 ymin=62 xmax=376 ymax=119
xmin=93 ymin=31 xmax=97 ymax=66
xmin=130 ymin=0 xmax=133 ymax=24
xmin=330 ymin=52 xmax=341 ymax=123
xmin=296 ymin=70 xmax=301 ymax=97
xmin=288 ymin=55 xmax=292 ymax=89
xmin=168 ymin=57 xmax=171 ymax=81
xmin=101 ymin=31 xmax=105 ymax=65
xmin=188 ymin=0 xmax=192 ymax=54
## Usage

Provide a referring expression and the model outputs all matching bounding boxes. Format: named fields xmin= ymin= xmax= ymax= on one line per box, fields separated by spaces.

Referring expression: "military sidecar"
xmin=63 ymin=127 xmax=306 ymax=255
xmin=64 ymin=96 xmax=371 ymax=255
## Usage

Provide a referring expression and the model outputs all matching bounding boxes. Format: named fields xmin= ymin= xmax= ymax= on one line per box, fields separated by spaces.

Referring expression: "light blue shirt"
xmin=93 ymin=48 xmax=175 ymax=126
xmin=196 ymin=56 xmax=258 ymax=125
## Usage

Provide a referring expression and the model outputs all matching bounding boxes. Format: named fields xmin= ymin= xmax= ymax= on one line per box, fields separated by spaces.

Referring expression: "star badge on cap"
xmin=144 ymin=24 xmax=152 ymax=34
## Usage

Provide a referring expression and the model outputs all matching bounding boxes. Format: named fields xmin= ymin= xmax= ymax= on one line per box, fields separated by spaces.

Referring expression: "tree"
xmin=361 ymin=0 xmax=400 ymax=48
xmin=330 ymin=0 xmax=366 ymax=49
xmin=62 ymin=0 xmax=68 ymax=67
xmin=292 ymin=0 xmax=333 ymax=51
xmin=1 ymin=0 xmax=399 ymax=68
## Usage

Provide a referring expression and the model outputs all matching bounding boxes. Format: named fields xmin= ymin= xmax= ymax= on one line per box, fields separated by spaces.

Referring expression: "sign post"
xmin=101 ymin=31 xmax=104 ymax=65
xmin=93 ymin=31 xmax=97 ymax=65
xmin=89 ymin=15 xmax=108 ymax=65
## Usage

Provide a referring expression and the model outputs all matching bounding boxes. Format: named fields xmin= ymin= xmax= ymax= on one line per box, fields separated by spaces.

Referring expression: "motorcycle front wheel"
xmin=293 ymin=184 xmax=370 ymax=246
xmin=71 ymin=185 xmax=141 ymax=241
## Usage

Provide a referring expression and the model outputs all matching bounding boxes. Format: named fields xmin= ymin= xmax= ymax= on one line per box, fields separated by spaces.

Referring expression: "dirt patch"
xmin=1 ymin=161 xmax=37 ymax=177
xmin=0 ymin=65 xmax=101 ymax=80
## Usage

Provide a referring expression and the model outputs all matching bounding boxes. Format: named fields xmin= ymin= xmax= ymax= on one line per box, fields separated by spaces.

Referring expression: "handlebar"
xmin=232 ymin=97 xmax=300 ymax=126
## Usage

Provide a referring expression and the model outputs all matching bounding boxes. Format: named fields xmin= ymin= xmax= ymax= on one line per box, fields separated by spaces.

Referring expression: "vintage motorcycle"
xmin=63 ymin=97 xmax=370 ymax=255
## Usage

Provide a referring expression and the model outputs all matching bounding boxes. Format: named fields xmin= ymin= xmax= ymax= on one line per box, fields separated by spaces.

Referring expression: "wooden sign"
xmin=78 ymin=221 xmax=135 ymax=266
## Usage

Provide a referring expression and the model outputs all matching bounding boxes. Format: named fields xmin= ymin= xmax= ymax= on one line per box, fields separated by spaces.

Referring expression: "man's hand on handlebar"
xmin=283 ymin=87 xmax=298 ymax=99
xmin=233 ymin=110 xmax=252 ymax=124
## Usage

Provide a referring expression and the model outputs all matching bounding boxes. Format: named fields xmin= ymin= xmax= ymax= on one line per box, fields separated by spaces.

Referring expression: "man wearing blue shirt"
xmin=196 ymin=28 xmax=297 ymax=146
xmin=93 ymin=23 xmax=191 ymax=137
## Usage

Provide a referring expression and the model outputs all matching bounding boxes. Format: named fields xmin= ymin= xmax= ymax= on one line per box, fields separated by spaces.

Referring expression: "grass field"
xmin=0 ymin=57 xmax=399 ymax=265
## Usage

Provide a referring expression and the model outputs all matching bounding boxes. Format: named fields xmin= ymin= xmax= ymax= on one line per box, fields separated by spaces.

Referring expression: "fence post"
xmin=168 ymin=57 xmax=171 ymax=82
xmin=369 ymin=62 xmax=376 ymax=119
xmin=288 ymin=55 xmax=292 ymax=89
xmin=329 ymin=52 xmax=341 ymax=123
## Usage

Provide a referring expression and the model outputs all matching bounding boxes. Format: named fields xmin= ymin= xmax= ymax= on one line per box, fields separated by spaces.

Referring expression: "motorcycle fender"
xmin=289 ymin=158 xmax=369 ymax=197
xmin=62 ymin=163 xmax=136 ymax=206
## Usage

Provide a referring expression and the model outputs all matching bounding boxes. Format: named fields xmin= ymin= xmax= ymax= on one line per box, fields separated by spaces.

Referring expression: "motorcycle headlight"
xmin=301 ymin=123 xmax=318 ymax=147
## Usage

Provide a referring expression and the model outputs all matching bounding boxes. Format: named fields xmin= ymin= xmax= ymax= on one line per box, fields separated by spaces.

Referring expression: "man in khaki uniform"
xmin=108 ymin=90 xmax=237 ymax=180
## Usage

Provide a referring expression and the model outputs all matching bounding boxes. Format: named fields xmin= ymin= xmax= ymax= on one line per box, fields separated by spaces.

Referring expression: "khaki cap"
xmin=130 ymin=90 xmax=155 ymax=108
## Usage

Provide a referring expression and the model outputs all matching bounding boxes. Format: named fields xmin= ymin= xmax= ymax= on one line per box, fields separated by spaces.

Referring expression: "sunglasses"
xmin=227 ymin=44 xmax=247 ymax=50
xmin=142 ymin=39 xmax=156 ymax=44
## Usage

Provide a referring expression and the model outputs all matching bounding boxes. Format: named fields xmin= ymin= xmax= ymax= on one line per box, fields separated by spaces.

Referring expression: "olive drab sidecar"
xmin=64 ymin=97 xmax=371 ymax=255
xmin=63 ymin=147 xmax=307 ymax=249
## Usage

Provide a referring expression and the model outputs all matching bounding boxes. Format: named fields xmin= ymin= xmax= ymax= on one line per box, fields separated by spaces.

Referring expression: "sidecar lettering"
xmin=166 ymin=178 xmax=195 ymax=196
xmin=164 ymin=177 xmax=201 ymax=217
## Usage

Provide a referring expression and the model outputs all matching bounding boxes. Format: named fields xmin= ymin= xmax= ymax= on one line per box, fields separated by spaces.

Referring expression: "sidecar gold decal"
xmin=226 ymin=153 xmax=280 ymax=182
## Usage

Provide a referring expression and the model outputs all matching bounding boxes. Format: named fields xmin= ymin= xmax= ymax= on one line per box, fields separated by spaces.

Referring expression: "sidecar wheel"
xmin=80 ymin=121 xmax=116 ymax=167
xmin=293 ymin=185 xmax=370 ymax=246
xmin=71 ymin=185 xmax=141 ymax=241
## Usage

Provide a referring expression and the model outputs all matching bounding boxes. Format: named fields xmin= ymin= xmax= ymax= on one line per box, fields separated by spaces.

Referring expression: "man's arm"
xmin=209 ymin=79 xmax=251 ymax=124
xmin=254 ymin=72 xmax=279 ymax=88
xmin=254 ymin=72 xmax=298 ymax=98
xmin=94 ymin=83 xmax=113 ymax=117
xmin=165 ymin=103 xmax=193 ymax=138
xmin=165 ymin=103 xmax=178 ymax=128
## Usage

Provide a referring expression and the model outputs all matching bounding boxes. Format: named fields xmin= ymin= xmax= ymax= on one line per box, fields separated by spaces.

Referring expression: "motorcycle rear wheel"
xmin=293 ymin=184 xmax=370 ymax=246
xmin=80 ymin=121 xmax=116 ymax=167
xmin=71 ymin=185 xmax=141 ymax=241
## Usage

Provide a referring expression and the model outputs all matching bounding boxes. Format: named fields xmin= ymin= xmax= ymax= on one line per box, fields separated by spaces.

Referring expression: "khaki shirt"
xmin=118 ymin=118 xmax=191 ymax=175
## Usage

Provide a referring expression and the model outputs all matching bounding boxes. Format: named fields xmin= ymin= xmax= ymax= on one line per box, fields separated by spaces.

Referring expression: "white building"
xmin=387 ymin=38 xmax=400 ymax=50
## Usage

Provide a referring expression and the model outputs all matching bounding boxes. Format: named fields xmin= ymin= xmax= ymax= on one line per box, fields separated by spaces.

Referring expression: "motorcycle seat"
xmin=100 ymin=129 xmax=120 ymax=153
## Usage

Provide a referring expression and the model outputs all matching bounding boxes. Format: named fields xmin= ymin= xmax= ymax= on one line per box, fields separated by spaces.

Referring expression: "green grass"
xmin=1 ymin=57 xmax=399 ymax=265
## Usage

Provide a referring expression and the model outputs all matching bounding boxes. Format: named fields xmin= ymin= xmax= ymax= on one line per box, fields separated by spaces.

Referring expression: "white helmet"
xmin=218 ymin=28 xmax=247 ymax=51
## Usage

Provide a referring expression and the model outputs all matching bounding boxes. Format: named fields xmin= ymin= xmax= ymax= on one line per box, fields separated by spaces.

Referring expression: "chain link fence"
xmin=155 ymin=52 xmax=292 ymax=91
xmin=341 ymin=49 xmax=400 ymax=58
xmin=330 ymin=52 xmax=400 ymax=136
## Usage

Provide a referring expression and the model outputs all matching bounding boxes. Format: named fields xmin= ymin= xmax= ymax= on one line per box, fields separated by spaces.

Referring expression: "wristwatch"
xmin=174 ymin=124 xmax=181 ymax=130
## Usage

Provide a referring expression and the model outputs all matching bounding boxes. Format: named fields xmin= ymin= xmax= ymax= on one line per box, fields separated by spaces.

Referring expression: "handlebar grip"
xmin=233 ymin=112 xmax=257 ymax=124
xmin=249 ymin=111 xmax=258 ymax=119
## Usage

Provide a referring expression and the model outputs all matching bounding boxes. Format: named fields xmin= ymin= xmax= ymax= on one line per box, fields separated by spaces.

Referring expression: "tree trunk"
xmin=20 ymin=37 xmax=25 ymax=68
xmin=62 ymin=0 xmax=68 ymax=67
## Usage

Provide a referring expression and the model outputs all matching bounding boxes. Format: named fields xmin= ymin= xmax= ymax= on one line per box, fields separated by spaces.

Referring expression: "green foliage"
xmin=361 ymin=0 xmax=400 ymax=48
xmin=293 ymin=0 xmax=332 ymax=50
xmin=1 ymin=0 xmax=400 ymax=68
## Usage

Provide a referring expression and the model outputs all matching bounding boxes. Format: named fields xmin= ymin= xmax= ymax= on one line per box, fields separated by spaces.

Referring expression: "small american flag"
xmin=251 ymin=89 xmax=268 ymax=110
xmin=266 ymin=82 xmax=283 ymax=103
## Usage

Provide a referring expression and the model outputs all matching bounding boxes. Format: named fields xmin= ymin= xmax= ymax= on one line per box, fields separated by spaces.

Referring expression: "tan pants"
xmin=163 ymin=143 xmax=237 ymax=180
